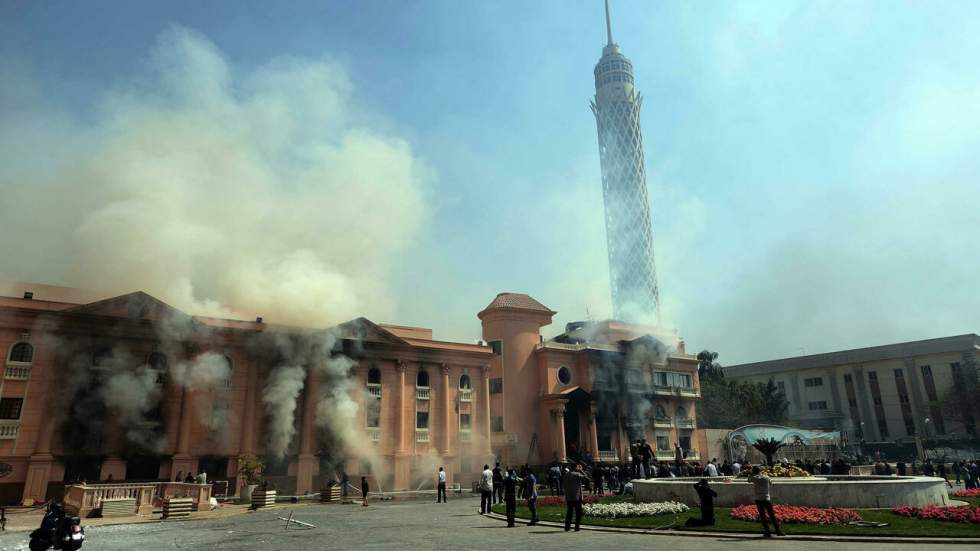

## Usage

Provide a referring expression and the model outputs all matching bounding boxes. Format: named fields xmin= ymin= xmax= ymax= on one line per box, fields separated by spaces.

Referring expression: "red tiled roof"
xmin=478 ymin=293 xmax=555 ymax=318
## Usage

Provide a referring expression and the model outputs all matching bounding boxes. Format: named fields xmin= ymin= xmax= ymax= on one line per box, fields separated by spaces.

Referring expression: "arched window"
xmin=8 ymin=343 xmax=33 ymax=363
xmin=367 ymin=368 xmax=381 ymax=385
xmin=655 ymin=405 xmax=667 ymax=419
xmin=222 ymin=355 xmax=233 ymax=388
xmin=459 ymin=374 xmax=471 ymax=390
xmin=676 ymin=406 xmax=687 ymax=419
xmin=146 ymin=353 xmax=168 ymax=424
xmin=416 ymin=369 xmax=430 ymax=388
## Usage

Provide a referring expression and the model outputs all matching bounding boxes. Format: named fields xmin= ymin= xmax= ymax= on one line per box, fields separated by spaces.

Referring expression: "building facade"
xmin=590 ymin=0 xmax=661 ymax=322
xmin=724 ymin=334 xmax=980 ymax=445
xmin=0 ymin=284 xmax=701 ymax=505
xmin=480 ymin=293 xmax=701 ymax=466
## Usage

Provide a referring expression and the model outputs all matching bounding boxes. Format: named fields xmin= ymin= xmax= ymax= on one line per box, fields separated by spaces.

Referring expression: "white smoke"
xmin=262 ymin=365 xmax=307 ymax=459
xmin=0 ymin=25 xmax=428 ymax=328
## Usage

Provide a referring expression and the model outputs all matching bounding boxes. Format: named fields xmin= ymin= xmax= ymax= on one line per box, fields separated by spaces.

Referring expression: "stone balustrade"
xmin=366 ymin=427 xmax=381 ymax=442
xmin=459 ymin=389 xmax=472 ymax=402
xmin=415 ymin=428 xmax=430 ymax=442
xmin=0 ymin=420 xmax=20 ymax=439
xmin=416 ymin=387 xmax=430 ymax=400
xmin=3 ymin=364 xmax=31 ymax=380
xmin=598 ymin=450 xmax=619 ymax=462
xmin=63 ymin=482 xmax=212 ymax=517
xmin=367 ymin=384 xmax=381 ymax=398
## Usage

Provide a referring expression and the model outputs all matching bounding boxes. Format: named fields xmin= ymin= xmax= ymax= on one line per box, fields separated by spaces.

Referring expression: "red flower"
xmin=892 ymin=505 xmax=980 ymax=523
xmin=952 ymin=489 xmax=980 ymax=498
xmin=730 ymin=504 xmax=861 ymax=525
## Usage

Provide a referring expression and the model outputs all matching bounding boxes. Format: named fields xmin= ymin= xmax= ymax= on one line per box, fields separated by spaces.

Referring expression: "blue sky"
xmin=2 ymin=1 xmax=979 ymax=364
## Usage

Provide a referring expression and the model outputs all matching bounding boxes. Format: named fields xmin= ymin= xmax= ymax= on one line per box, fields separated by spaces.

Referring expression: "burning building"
xmin=0 ymin=285 xmax=701 ymax=505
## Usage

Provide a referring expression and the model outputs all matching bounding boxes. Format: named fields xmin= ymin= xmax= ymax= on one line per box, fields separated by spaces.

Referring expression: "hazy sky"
xmin=2 ymin=1 xmax=978 ymax=364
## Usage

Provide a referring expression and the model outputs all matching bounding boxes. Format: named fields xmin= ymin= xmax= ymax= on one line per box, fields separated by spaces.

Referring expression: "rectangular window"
xmin=489 ymin=378 xmax=503 ymax=394
xmin=921 ymin=365 xmax=938 ymax=401
xmin=460 ymin=413 xmax=471 ymax=430
xmin=488 ymin=340 xmax=503 ymax=355
xmin=808 ymin=401 xmax=828 ymax=410
xmin=804 ymin=377 xmax=824 ymax=387
xmin=868 ymin=371 xmax=878 ymax=381
xmin=679 ymin=374 xmax=692 ymax=388
xmin=416 ymin=411 xmax=429 ymax=430
xmin=904 ymin=417 xmax=916 ymax=436
xmin=655 ymin=431 xmax=670 ymax=451
xmin=366 ymin=399 xmax=381 ymax=428
xmin=654 ymin=372 xmax=668 ymax=386
xmin=491 ymin=416 xmax=504 ymax=433
xmin=843 ymin=374 xmax=852 ymax=383
xmin=878 ymin=419 xmax=889 ymax=438
xmin=848 ymin=398 xmax=858 ymax=407
xmin=777 ymin=381 xmax=786 ymax=394
xmin=0 ymin=398 xmax=22 ymax=420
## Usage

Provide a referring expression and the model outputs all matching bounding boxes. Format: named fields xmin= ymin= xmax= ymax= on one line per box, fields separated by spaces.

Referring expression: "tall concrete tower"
xmin=590 ymin=0 xmax=661 ymax=323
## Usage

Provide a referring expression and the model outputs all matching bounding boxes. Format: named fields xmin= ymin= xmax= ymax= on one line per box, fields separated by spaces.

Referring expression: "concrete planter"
xmin=251 ymin=489 xmax=276 ymax=509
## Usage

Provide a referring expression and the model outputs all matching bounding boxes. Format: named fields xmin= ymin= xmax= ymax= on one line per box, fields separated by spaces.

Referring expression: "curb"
xmin=483 ymin=511 xmax=980 ymax=544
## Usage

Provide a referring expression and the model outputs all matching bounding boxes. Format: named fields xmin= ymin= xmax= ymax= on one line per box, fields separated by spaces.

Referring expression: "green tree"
xmin=758 ymin=378 xmax=789 ymax=425
xmin=697 ymin=350 xmax=724 ymax=382
xmin=751 ymin=437 xmax=786 ymax=466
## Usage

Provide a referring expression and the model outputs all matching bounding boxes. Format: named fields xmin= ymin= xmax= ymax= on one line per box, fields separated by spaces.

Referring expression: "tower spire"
xmin=604 ymin=0 xmax=614 ymax=45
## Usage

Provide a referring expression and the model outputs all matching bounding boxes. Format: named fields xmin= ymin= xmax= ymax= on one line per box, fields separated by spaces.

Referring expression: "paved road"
xmin=0 ymin=497 xmax=965 ymax=550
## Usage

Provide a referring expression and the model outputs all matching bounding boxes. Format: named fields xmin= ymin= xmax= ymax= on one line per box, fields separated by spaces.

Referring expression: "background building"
xmin=724 ymin=334 xmax=980 ymax=447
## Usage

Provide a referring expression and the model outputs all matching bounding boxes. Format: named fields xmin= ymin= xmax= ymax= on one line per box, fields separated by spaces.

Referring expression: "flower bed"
xmin=737 ymin=465 xmax=811 ymax=478
xmin=531 ymin=493 xmax=613 ymax=507
xmin=730 ymin=504 xmax=860 ymax=525
xmin=583 ymin=501 xmax=688 ymax=519
xmin=893 ymin=505 xmax=980 ymax=523
xmin=952 ymin=489 xmax=980 ymax=498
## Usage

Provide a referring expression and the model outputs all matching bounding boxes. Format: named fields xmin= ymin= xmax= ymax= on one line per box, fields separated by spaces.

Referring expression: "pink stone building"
xmin=0 ymin=284 xmax=701 ymax=505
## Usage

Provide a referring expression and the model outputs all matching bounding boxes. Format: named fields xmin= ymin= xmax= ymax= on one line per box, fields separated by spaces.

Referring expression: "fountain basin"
xmin=632 ymin=475 xmax=950 ymax=509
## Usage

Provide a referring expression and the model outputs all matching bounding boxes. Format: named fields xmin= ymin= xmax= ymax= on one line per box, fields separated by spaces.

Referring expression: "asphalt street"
xmin=0 ymin=497 xmax=966 ymax=551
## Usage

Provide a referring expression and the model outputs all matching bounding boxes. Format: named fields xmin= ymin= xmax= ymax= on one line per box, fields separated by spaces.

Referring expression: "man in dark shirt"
xmin=503 ymin=468 xmax=519 ymax=527
xmin=563 ymin=463 xmax=590 ymax=532
xmin=685 ymin=479 xmax=718 ymax=526
xmin=361 ymin=476 xmax=369 ymax=507
xmin=492 ymin=463 xmax=504 ymax=504
xmin=523 ymin=468 xmax=538 ymax=526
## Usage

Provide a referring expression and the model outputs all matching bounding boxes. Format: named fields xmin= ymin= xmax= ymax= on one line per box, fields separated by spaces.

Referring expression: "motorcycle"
xmin=29 ymin=515 xmax=85 ymax=551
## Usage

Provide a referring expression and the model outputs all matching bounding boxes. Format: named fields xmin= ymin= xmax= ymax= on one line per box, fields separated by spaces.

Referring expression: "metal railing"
xmin=655 ymin=450 xmax=675 ymax=461
xmin=415 ymin=428 xmax=430 ymax=442
xmin=367 ymin=384 xmax=381 ymax=398
xmin=675 ymin=418 xmax=696 ymax=429
xmin=366 ymin=427 xmax=380 ymax=442
xmin=653 ymin=416 xmax=672 ymax=428
xmin=459 ymin=389 xmax=472 ymax=402
xmin=0 ymin=421 xmax=20 ymax=439
xmin=416 ymin=387 xmax=430 ymax=400
xmin=4 ymin=364 xmax=30 ymax=380
xmin=598 ymin=450 xmax=619 ymax=463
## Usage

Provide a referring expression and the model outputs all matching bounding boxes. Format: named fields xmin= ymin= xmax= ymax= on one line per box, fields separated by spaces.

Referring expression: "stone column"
xmin=554 ymin=407 xmax=567 ymax=462
xmin=171 ymin=387 xmax=197 ymax=477
xmin=23 ymin=405 xmax=58 ymax=504
xmin=239 ymin=362 xmax=258 ymax=455
xmin=441 ymin=364 xmax=451 ymax=457
xmin=481 ymin=365 xmax=493 ymax=459
xmin=295 ymin=366 xmax=319 ymax=495
xmin=589 ymin=404 xmax=600 ymax=457
xmin=393 ymin=360 xmax=410 ymax=490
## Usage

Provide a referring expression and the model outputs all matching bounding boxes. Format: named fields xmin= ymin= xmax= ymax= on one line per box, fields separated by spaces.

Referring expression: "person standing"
xmin=953 ymin=461 xmax=962 ymax=485
xmin=361 ymin=476 xmax=370 ymax=507
xmin=503 ymin=468 xmax=519 ymax=527
xmin=479 ymin=464 xmax=493 ymax=514
xmin=492 ymin=463 xmax=504 ymax=504
xmin=631 ymin=440 xmax=642 ymax=478
xmin=436 ymin=466 xmax=447 ymax=503
xmin=748 ymin=466 xmax=783 ymax=537
xmin=523 ymin=468 xmax=539 ymax=526
xmin=642 ymin=440 xmax=654 ymax=479
xmin=563 ymin=463 xmax=590 ymax=532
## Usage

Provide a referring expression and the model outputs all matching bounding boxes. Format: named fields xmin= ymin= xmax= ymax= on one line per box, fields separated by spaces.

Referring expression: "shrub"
xmin=731 ymin=504 xmax=860 ymax=525
xmin=738 ymin=465 xmax=811 ymax=478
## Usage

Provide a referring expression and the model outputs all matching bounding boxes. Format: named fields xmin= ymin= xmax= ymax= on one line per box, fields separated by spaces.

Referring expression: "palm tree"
xmin=752 ymin=437 xmax=786 ymax=466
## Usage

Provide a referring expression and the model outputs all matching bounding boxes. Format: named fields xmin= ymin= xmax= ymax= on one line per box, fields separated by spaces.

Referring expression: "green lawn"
xmin=492 ymin=500 xmax=980 ymax=538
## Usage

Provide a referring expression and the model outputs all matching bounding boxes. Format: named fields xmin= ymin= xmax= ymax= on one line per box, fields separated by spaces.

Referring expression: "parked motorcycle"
xmin=29 ymin=512 xmax=85 ymax=551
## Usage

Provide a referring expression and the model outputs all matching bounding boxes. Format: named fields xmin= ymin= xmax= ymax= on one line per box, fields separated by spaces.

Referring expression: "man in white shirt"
xmin=705 ymin=459 xmax=719 ymax=477
xmin=479 ymin=465 xmax=493 ymax=514
xmin=732 ymin=461 xmax=742 ymax=476
xmin=437 ymin=466 xmax=447 ymax=503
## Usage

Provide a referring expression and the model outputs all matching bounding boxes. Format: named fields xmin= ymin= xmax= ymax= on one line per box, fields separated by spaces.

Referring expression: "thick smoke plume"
xmin=0 ymin=25 xmax=428 ymax=328
xmin=262 ymin=365 xmax=307 ymax=459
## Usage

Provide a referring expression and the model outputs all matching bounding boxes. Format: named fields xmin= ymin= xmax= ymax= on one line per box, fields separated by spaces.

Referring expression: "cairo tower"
xmin=590 ymin=0 xmax=661 ymax=323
